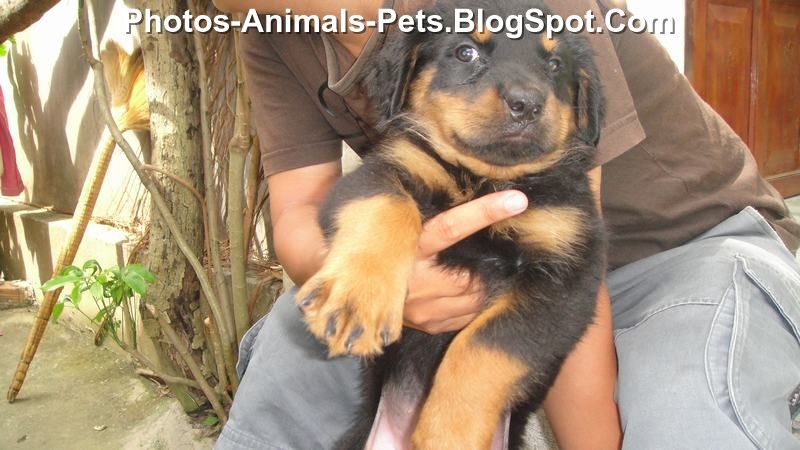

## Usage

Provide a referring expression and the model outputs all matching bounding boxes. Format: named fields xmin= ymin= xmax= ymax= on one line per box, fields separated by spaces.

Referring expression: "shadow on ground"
xmin=0 ymin=308 xmax=215 ymax=450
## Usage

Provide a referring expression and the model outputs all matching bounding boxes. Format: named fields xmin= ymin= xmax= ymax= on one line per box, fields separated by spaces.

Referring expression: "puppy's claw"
xmin=325 ymin=315 xmax=338 ymax=338
xmin=346 ymin=326 xmax=364 ymax=354
xmin=299 ymin=288 xmax=319 ymax=309
xmin=382 ymin=329 xmax=391 ymax=347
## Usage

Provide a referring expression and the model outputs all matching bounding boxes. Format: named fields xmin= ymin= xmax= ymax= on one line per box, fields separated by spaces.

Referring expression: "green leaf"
xmin=126 ymin=264 xmax=155 ymax=283
xmin=89 ymin=282 xmax=103 ymax=299
xmin=123 ymin=273 xmax=148 ymax=296
xmin=41 ymin=275 xmax=82 ymax=292
xmin=82 ymin=259 xmax=102 ymax=276
xmin=70 ymin=285 xmax=82 ymax=306
xmin=202 ymin=415 xmax=219 ymax=427
xmin=8 ymin=35 xmax=15 ymax=44
xmin=60 ymin=265 xmax=83 ymax=277
xmin=51 ymin=302 xmax=65 ymax=322
xmin=142 ymin=271 xmax=155 ymax=283
xmin=0 ymin=45 xmax=7 ymax=58
xmin=93 ymin=306 xmax=112 ymax=323
xmin=110 ymin=285 xmax=124 ymax=303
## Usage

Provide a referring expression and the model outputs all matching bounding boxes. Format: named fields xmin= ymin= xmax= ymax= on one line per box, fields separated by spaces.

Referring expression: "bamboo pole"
xmin=7 ymin=42 xmax=148 ymax=402
xmin=227 ymin=30 xmax=252 ymax=345
xmin=189 ymin=0 xmax=238 ymax=389
xmin=243 ymin=134 xmax=261 ymax=254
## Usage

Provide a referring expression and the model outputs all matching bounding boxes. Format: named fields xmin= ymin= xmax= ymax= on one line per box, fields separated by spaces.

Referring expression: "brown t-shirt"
xmin=241 ymin=0 xmax=800 ymax=270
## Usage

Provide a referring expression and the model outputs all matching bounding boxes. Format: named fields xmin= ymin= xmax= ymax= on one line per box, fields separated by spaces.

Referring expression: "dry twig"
xmin=189 ymin=0 xmax=238 ymax=390
xmin=146 ymin=305 xmax=227 ymax=424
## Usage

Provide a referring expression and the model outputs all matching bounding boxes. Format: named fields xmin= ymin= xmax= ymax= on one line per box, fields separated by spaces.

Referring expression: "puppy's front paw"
xmin=298 ymin=194 xmax=422 ymax=357
xmin=297 ymin=260 xmax=407 ymax=358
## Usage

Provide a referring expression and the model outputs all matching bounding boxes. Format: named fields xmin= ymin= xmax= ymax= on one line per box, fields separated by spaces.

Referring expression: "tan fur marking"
xmin=431 ymin=127 xmax=568 ymax=180
xmin=589 ymin=167 xmax=603 ymax=214
xmin=409 ymin=68 xmax=436 ymax=110
xmin=471 ymin=28 xmax=493 ymax=44
xmin=470 ymin=88 xmax=505 ymax=118
xmin=411 ymin=73 xmax=504 ymax=141
xmin=492 ymin=206 xmax=587 ymax=258
xmin=412 ymin=295 xmax=527 ymax=450
xmin=408 ymin=79 xmax=573 ymax=180
xmin=383 ymin=139 xmax=463 ymax=202
xmin=439 ymin=89 xmax=504 ymax=137
xmin=456 ymin=147 xmax=566 ymax=180
xmin=541 ymin=35 xmax=558 ymax=53
xmin=298 ymin=195 xmax=422 ymax=357
xmin=425 ymin=91 xmax=567 ymax=179
xmin=546 ymin=93 xmax=576 ymax=148
xmin=577 ymin=69 xmax=591 ymax=130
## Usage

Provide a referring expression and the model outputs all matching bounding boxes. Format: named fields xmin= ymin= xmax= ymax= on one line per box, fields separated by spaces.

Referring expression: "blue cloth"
xmin=217 ymin=207 xmax=800 ymax=449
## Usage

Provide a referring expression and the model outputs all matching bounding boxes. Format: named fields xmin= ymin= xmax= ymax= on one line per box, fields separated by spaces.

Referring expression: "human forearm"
xmin=268 ymin=162 xmax=341 ymax=285
xmin=543 ymin=282 xmax=622 ymax=449
xmin=272 ymin=203 xmax=329 ymax=286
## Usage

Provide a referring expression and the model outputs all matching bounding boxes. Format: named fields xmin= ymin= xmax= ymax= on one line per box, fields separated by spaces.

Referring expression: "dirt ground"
xmin=0 ymin=307 xmax=215 ymax=450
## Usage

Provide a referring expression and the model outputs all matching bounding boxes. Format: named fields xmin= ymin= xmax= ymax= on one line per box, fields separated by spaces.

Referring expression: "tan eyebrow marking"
xmin=541 ymin=34 xmax=558 ymax=52
xmin=471 ymin=27 xmax=492 ymax=44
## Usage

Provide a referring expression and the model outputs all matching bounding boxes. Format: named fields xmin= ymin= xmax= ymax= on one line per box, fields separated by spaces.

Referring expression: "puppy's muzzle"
xmin=502 ymin=84 xmax=544 ymax=123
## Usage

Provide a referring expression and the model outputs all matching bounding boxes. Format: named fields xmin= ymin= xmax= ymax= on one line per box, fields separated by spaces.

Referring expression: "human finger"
xmin=403 ymin=292 xmax=484 ymax=330
xmin=406 ymin=262 xmax=478 ymax=300
xmin=404 ymin=312 xmax=477 ymax=335
xmin=417 ymin=190 xmax=528 ymax=257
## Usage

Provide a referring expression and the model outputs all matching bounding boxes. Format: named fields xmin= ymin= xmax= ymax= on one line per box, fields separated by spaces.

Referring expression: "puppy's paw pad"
xmin=297 ymin=271 xmax=405 ymax=357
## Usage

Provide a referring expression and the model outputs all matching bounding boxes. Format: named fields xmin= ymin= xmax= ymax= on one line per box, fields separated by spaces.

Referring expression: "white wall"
xmin=626 ymin=0 xmax=686 ymax=72
xmin=0 ymin=0 xmax=147 ymax=224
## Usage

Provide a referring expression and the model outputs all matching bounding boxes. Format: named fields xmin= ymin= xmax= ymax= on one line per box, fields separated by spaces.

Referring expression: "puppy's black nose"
xmin=503 ymin=87 xmax=543 ymax=122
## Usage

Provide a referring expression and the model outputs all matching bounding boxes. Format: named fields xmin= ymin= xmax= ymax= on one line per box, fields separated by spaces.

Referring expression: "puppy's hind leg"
xmin=411 ymin=294 xmax=530 ymax=450
xmin=411 ymin=276 xmax=598 ymax=450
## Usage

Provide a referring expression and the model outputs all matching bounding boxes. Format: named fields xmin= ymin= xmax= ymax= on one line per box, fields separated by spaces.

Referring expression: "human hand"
xmin=403 ymin=191 xmax=528 ymax=334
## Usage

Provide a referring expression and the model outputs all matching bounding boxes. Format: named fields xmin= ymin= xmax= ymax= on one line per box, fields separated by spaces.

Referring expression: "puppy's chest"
xmin=417 ymin=174 xmax=593 ymax=262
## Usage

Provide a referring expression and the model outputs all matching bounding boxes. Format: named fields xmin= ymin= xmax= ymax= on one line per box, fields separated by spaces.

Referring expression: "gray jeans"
xmin=217 ymin=207 xmax=800 ymax=449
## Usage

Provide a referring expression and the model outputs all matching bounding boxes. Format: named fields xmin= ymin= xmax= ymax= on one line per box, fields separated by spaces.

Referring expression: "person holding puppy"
xmin=212 ymin=0 xmax=800 ymax=449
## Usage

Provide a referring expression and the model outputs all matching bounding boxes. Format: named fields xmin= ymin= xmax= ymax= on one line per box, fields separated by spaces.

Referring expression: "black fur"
xmin=312 ymin=1 xmax=607 ymax=448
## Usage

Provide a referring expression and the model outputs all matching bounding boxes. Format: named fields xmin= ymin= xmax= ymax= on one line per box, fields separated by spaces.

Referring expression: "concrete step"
xmin=0 ymin=197 xmax=134 ymax=287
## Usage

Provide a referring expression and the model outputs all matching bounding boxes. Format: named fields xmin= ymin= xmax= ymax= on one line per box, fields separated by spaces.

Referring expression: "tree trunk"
xmin=0 ymin=0 xmax=60 ymax=43
xmin=137 ymin=0 xmax=205 ymax=412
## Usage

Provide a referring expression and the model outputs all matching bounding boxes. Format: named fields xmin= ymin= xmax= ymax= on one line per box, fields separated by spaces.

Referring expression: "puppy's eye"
xmin=548 ymin=57 xmax=562 ymax=72
xmin=455 ymin=45 xmax=479 ymax=63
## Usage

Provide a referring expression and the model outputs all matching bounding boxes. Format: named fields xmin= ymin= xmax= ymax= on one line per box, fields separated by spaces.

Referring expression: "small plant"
xmin=42 ymin=260 xmax=155 ymax=350
xmin=0 ymin=36 xmax=16 ymax=57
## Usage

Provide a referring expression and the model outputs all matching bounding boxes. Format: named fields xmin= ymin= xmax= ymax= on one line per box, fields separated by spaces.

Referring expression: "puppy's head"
xmin=366 ymin=0 xmax=604 ymax=178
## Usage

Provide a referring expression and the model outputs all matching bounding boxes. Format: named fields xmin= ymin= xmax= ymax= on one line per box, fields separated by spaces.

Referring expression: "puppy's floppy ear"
xmin=574 ymin=56 xmax=605 ymax=145
xmin=365 ymin=29 xmax=423 ymax=125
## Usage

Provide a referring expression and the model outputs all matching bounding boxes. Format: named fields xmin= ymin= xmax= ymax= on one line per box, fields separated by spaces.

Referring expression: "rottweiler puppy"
xmin=297 ymin=0 xmax=606 ymax=448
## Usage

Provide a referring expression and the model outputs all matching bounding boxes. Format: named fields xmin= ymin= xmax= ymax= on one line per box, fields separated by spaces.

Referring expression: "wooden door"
xmin=686 ymin=0 xmax=800 ymax=197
